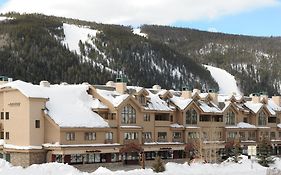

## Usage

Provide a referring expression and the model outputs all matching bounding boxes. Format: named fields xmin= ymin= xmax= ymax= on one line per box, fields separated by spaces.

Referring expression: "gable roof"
xmin=170 ymin=95 xmax=193 ymax=110
xmin=2 ymin=80 xmax=109 ymax=128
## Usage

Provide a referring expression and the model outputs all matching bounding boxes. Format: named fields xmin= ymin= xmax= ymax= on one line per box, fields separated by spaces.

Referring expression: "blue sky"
xmin=172 ymin=3 xmax=281 ymax=36
xmin=0 ymin=0 xmax=280 ymax=36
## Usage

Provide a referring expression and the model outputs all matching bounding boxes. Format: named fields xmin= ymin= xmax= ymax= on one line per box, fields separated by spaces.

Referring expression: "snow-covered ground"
xmin=0 ymin=156 xmax=280 ymax=175
xmin=133 ymin=28 xmax=147 ymax=38
xmin=204 ymin=65 xmax=241 ymax=95
xmin=62 ymin=23 xmax=98 ymax=55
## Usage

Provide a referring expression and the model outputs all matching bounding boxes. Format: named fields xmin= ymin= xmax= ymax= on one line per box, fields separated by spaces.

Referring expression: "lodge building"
xmin=0 ymin=77 xmax=281 ymax=167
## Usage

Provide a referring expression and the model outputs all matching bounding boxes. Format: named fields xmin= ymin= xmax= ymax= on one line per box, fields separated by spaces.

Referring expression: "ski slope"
xmin=204 ymin=65 xmax=241 ymax=95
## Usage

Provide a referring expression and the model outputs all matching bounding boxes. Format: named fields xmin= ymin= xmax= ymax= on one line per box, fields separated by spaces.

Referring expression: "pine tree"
xmin=152 ymin=156 xmax=165 ymax=173
xmin=257 ymin=136 xmax=275 ymax=167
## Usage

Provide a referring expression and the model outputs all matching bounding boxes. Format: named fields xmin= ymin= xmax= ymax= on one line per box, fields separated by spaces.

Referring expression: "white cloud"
xmin=0 ymin=0 xmax=279 ymax=25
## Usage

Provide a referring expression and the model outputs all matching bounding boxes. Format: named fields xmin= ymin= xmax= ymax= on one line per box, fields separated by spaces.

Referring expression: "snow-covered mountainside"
xmin=0 ymin=156 xmax=280 ymax=175
xmin=204 ymin=65 xmax=241 ymax=95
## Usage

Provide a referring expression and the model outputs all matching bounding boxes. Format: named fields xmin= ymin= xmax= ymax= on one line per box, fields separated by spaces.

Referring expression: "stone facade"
xmin=10 ymin=151 xmax=46 ymax=167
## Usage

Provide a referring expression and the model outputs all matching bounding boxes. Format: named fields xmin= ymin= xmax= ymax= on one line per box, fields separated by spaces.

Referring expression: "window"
xmin=139 ymin=95 xmax=145 ymax=105
xmin=144 ymin=113 xmax=150 ymax=121
xmin=249 ymin=131 xmax=256 ymax=140
xmin=5 ymin=112 xmax=9 ymax=120
xmin=124 ymin=132 xmax=138 ymax=140
xmin=0 ymin=132 xmax=4 ymax=139
xmin=270 ymin=132 xmax=276 ymax=140
xmin=35 ymin=120 xmax=40 ymax=128
xmin=173 ymin=132 xmax=181 ymax=139
xmin=279 ymin=132 xmax=281 ymax=138
xmin=225 ymin=110 xmax=235 ymax=125
xmin=258 ymin=111 xmax=267 ymax=126
xmin=155 ymin=114 xmax=169 ymax=121
xmin=121 ymin=105 xmax=136 ymax=124
xmin=66 ymin=132 xmax=75 ymax=141
xmin=5 ymin=132 xmax=9 ymax=140
xmin=0 ymin=112 xmax=3 ymax=120
xmin=143 ymin=132 xmax=152 ymax=140
xmin=188 ymin=132 xmax=199 ymax=139
xmin=157 ymin=132 xmax=167 ymax=141
xmin=106 ymin=132 xmax=113 ymax=140
xmin=170 ymin=115 xmax=173 ymax=122
xmin=85 ymin=132 xmax=96 ymax=140
xmin=186 ymin=109 xmax=198 ymax=124
xmin=228 ymin=132 xmax=237 ymax=139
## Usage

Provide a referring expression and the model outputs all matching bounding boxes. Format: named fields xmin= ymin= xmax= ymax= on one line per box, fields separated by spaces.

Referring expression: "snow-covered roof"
xmin=92 ymin=98 xmax=108 ymax=109
xmin=268 ymin=99 xmax=281 ymax=112
xmin=127 ymin=86 xmax=144 ymax=94
xmin=145 ymin=90 xmax=173 ymax=111
xmin=218 ymin=94 xmax=243 ymax=102
xmin=277 ymin=123 xmax=281 ymax=128
xmin=170 ymin=123 xmax=184 ymax=128
xmin=1 ymin=80 xmax=48 ymax=99
xmin=197 ymin=100 xmax=222 ymax=113
xmin=244 ymin=102 xmax=263 ymax=114
xmin=96 ymin=89 xmax=129 ymax=107
xmin=225 ymin=122 xmax=256 ymax=129
xmin=170 ymin=95 xmax=193 ymax=110
xmin=2 ymin=80 xmax=109 ymax=128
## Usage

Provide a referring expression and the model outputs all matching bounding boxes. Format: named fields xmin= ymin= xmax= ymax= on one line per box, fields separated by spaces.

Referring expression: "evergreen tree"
xmin=152 ymin=156 xmax=165 ymax=173
xmin=257 ymin=137 xmax=275 ymax=167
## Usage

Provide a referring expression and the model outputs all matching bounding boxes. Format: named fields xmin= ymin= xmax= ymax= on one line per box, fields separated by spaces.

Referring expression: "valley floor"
xmin=0 ymin=156 xmax=280 ymax=175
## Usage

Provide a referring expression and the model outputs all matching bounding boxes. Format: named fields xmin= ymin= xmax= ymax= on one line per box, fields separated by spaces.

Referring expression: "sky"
xmin=0 ymin=0 xmax=280 ymax=36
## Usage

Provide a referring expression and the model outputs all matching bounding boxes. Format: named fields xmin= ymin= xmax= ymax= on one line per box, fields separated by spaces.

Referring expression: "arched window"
xmin=258 ymin=111 xmax=267 ymax=126
xmin=121 ymin=105 xmax=136 ymax=124
xmin=186 ymin=108 xmax=198 ymax=125
xmin=225 ymin=110 xmax=235 ymax=125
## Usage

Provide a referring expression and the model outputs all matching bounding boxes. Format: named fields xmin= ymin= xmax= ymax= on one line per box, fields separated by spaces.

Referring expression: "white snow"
xmin=225 ymin=122 xmax=256 ymax=129
xmin=0 ymin=155 xmax=280 ymax=175
xmin=198 ymin=100 xmax=221 ymax=113
xmin=170 ymin=96 xmax=193 ymax=110
xmin=145 ymin=90 xmax=173 ymax=111
xmin=1 ymin=80 xmax=109 ymax=128
xmin=43 ymin=143 xmax=120 ymax=148
xmin=0 ymin=16 xmax=13 ymax=21
xmin=120 ymin=125 xmax=142 ymax=129
xmin=96 ymin=89 xmax=129 ymax=107
xmin=204 ymin=65 xmax=241 ymax=95
xmin=244 ymin=102 xmax=263 ymax=114
xmin=132 ymin=28 xmax=147 ymax=38
xmin=62 ymin=23 xmax=98 ymax=55
xmin=170 ymin=123 xmax=184 ymax=128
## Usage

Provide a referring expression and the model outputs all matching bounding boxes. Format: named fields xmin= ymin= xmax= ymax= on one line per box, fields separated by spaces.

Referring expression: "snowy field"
xmin=0 ymin=156 xmax=280 ymax=175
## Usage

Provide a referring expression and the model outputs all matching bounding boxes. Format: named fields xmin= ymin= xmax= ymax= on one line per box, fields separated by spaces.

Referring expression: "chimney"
xmin=250 ymin=93 xmax=260 ymax=103
xmin=115 ymin=77 xmax=127 ymax=94
xmin=208 ymin=89 xmax=218 ymax=105
xmin=193 ymin=89 xmax=201 ymax=94
xmin=181 ymin=87 xmax=192 ymax=99
xmin=259 ymin=92 xmax=268 ymax=104
xmin=272 ymin=96 xmax=281 ymax=106
xmin=40 ymin=80 xmax=50 ymax=87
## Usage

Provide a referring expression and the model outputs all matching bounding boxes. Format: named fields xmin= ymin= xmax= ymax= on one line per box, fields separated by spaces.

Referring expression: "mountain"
xmin=0 ymin=13 xmax=218 ymax=91
xmin=140 ymin=25 xmax=281 ymax=95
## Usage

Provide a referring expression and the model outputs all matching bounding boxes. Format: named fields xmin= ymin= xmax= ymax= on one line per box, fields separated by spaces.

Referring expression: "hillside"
xmin=141 ymin=25 xmax=281 ymax=95
xmin=0 ymin=13 xmax=218 ymax=91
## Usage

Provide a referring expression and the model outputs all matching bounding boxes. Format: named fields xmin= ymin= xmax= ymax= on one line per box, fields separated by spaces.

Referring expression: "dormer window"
xmin=186 ymin=108 xmax=198 ymax=125
xmin=225 ymin=110 xmax=235 ymax=125
xmin=139 ymin=95 xmax=146 ymax=105
xmin=121 ymin=105 xmax=136 ymax=124
xmin=258 ymin=111 xmax=267 ymax=126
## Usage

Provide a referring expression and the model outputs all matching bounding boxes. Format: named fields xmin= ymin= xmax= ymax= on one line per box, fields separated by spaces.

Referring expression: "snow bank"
xmin=1 ymin=155 xmax=281 ymax=175
xmin=204 ymin=65 xmax=241 ymax=95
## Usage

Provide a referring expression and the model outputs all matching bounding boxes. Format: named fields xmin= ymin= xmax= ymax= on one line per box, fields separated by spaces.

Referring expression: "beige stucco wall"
xmin=3 ymin=90 xmax=30 ymax=146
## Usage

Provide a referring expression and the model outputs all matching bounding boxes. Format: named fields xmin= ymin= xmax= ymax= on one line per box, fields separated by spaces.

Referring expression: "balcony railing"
xmin=104 ymin=139 xmax=113 ymax=144
xmin=157 ymin=138 xmax=167 ymax=142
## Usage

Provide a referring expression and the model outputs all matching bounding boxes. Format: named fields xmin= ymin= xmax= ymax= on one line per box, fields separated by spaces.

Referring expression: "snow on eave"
xmin=277 ymin=123 xmax=281 ymax=128
xmin=43 ymin=143 xmax=120 ymax=148
xmin=0 ymin=80 xmax=48 ymax=99
xmin=4 ymin=144 xmax=42 ymax=150
xmin=225 ymin=122 xmax=256 ymax=129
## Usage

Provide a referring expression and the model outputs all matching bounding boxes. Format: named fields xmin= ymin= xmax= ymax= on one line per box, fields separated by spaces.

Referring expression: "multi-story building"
xmin=0 ymin=78 xmax=281 ymax=167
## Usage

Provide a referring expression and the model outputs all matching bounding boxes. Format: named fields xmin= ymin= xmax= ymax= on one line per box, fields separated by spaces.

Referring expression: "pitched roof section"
xmin=170 ymin=95 xmax=193 ymax=110
xmin=2 ymin=80 xmax=109 ymax=128
xmin=145 ymin=90 xmax=173 ymax=111
xmin=96 ymin=89 xmax=129 ymax=107
xmin=1 ymin=80 xmax=48 ymax=99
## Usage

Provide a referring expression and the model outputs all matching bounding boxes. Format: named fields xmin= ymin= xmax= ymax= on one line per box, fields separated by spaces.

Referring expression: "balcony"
xmin=104 ymin=139 xmax=113 ymax=144
xmin=123 ymin=139 xmax=139 ymax=145
xmin=157 ymin=138 xmax=168 ymax=142
xmin=172 ymin=138 xmax=183 ymax=142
